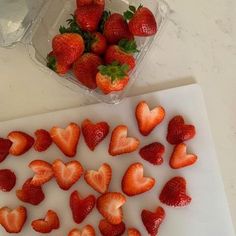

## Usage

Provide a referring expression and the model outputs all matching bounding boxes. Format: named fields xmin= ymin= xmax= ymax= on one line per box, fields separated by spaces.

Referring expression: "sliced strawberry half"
xmin=16 ymin=178 xmax=45 ymax=205
xmin=34 ymin=129 xmax=52 ymax=152
xmin=141 ymin=206 xmax=165 ymax=236
xmin=99 ymin=219 xmax=126 ymax=236
xmin=70 ymin=191 xmax=96 ymax=224
xmin=31 ymin=210 xmax=60 ymax=233
xmin=84 ymin=163 xmax=112 ymax=194
xmin=139 ymin=142 xmax=165 ymax=165
xmin=29 ymin=160 xmax=54 ymax=186
xmin=159 ymin=176 xmax=192 ymax=207
xmin=0 ymin=138 xmax=12 ymax=163
xmin=0 ymin=169 xmax=16 ymax=192
xmin=50 ymin=123 xmax=80 ymax=157
xmin=122 ymin=162 xmax=155 ymax=196
xmin=170 ymin=143 xmax=198 ymax=169
xmin=8 ymin=131 xmax=34 ymax=156
xmin=0 ymin=206 xmax=27 ymax=233
xmin=52 ymin=159 xmax=83 ymax=190
xmin=82 ymin=119 xmax=110 ymax=151
xmin=68 ymin=225 xmax=95 ymax=236
xmin=97 ymin=192 xmax=126 ymax=225
xmin=109 ymin=125 xmax=140 ymax=156
xmin=166 ymin=115 xmax=196 ymax=145
xmin=135 ymin=101 xmax=165 ymax=136
xmin=128 ymin=228 xmax=141 ymax=236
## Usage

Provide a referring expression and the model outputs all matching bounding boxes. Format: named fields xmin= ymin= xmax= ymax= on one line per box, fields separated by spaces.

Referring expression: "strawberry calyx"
xmin=99 ymin=10 xmax=111 ymax=33
xmin=123 ymin=5 xmax=143 ymax=21
xmin=47 ymin=53 xmax=57 ymax=72
xmin=98 ymin=62 xmax=129 ymax=82
xmin=118 ymin=39 xmax=139 ymax=54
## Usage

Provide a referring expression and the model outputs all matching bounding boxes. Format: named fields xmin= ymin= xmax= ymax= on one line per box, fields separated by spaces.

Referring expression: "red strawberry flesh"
xmin=99 ymin=219 xmax=126 ymax=236
xmin=34 ymin=129 xmax=52 ymax=152
xmin=0 ymin=169 xmax=16 ymax=192
xmin=0 ymin=138 xmax=12 ymax=162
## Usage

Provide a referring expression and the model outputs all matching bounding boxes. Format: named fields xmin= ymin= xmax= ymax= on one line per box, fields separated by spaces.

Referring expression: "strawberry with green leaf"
xmin=91 ymin=32 xmax=107 ymax=55
xmin=124 ymin=5 xmax=157 ymax=36
xmin=105 ymin=39 xmax=138 ymax=71
xmin=96 ymin=62 xmax=129 ymax=94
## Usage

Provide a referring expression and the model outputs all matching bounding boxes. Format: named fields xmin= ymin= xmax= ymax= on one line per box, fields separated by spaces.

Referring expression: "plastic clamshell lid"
xmin=0 ymin=0 xmax=46 ymax=47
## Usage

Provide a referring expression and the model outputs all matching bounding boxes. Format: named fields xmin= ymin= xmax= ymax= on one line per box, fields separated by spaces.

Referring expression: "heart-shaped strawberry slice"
xmin=141 ymin=206 xmax=165 ymax=236
xmin=139 ymin=142 xmax=165 ymax=165
xmin=109 ymin=125 xmax=140 ymax=156
xmin=68 ymin=225 xmax=95 ymax=236
xmin=52 ymin=159 xmax=83 ymax=190
xmin=82 ymin=119 xmax=109 ymax=151
xmin=34 ymin=129 xmax=52 ymax=152
xmin=84 ymin=163 xmax=112 ymax=193
xmin=169 ymin=143 xmax=198 ymax=169
xmin=128 ymin=228 xmax=141 ymax=236
xmin=159 ymin=176 xmax=191 ymax=207
xmin=0 ymin=169 xmax=16 ymax=192
xmin=122 ymin=162 xmax=155 ymax=196
xmin=166 ymin=115 xmax=196 ymax=145
xmin=0 ymin=206 xmax=27 ymax=233
xmin=97 ymin=192 xmax=126 ymax=225
xmin=0 ymin=138 xmax=12 ymax=163
xmin=99 ymin=219 xmax=126 ymax=236
xmin=29 ymin=160 xmax=54 ymax=186
xmin=50 ymin=123 xmax=80 ymax=157
xmin=31 ymin=210 xmax=60 ymax=233
xmin=70 ymin=191 xmax=96 ymax=224
xmin=136 ymin=101 xmax=165 ymax=136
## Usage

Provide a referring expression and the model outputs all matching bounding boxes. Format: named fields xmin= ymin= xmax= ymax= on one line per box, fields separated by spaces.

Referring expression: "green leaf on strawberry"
xmin=98 ymin=10 xmax=111 ymax=33
xmin=118 ymin=39 xmax=139 ymax=54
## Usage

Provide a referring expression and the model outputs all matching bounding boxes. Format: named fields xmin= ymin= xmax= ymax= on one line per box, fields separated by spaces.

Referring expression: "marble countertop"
xmin=0 ymin=0 xmax=235 ymax=232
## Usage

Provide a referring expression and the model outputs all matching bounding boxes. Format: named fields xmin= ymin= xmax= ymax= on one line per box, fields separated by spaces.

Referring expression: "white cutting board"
xmin=0 ymin=84 xmax=234 ymax=236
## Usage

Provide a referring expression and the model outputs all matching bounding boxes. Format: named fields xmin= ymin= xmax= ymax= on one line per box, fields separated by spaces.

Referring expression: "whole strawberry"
xmin=52 ymin=33 xmax=84 ymax=66
xmin=96 ymin=62 xmax=129 ymax=94
xmin=105 ymin=39 xmax=138 ymax=71
xmin=91 ymin=32 xmax=107 ymax=55
xmin=73 ymin=53 xmax=102 ymax=89
xmin=124 ymin=5 xmax=157 ymax=36
xmin=75 ymin=2 xmax=104 ymax=32
xmin=103 ymin=13 xmax=134 ymax=44
xmin=76 ymin=0 xmax=104 ymax=7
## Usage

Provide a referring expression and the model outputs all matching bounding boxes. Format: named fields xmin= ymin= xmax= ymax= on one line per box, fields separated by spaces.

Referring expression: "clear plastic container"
xmin=0 ymin=0 xmax=169 ymax=104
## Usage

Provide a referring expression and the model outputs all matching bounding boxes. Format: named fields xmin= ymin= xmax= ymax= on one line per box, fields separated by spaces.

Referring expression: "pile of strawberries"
xmin=47 ymin=0 xmax=158 ymax=94
xmin=0 ymin=100 xmax=197 ymax=235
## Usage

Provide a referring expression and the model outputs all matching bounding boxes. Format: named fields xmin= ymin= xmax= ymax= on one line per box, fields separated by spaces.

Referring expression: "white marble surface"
xmin=0 ymin=0 xmax=235 ymax=232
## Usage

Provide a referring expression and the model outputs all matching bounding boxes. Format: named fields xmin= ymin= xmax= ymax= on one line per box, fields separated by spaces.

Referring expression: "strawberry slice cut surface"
xmin=34 ymin=129 xmax=52 ymax=152
xmin=68 ymin=225 xmax=95 ymax=236
xmin=99 ymin=219 xmax=126 ymax=236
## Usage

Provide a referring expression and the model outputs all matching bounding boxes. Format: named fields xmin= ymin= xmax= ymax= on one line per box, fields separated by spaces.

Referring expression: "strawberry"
xmin=34 ymin=129 xmax=52 ymax=152
xmin=166 ymin=115 xmax=196 ymax=145
xmin=96 ymin=63 xmax=130 ymax=94
xmin=139 ymin=142 xmax=165 ymax=165
xmin=159 ymin=176 xmax=192 ymax=207
xmin=0 ymin=169 xmax=16 ymax=192
xmin=141 ymin=206 xmax=165 ymax=236
xmin=0 ymin=138 xmax=12 ymax=163
xmin=170 ymin=143 xmax=198 ymax=169
xmin=77 ymin=0 xmax=104 ymax=7
xmin=99 ymin=219 xmax=126 ymax=236
xmin=0 ymin=206 xmax=27 ymax=233
xmin=8 ymin=131 xmax=34 ymax=156
xmin=68 ymin=225 xmax=95 ymax=236
xmin=52 ymin=159 xmax=83 ymax=190
xmin=103 ymin=13 xmax=134 ymax=44
xmin=50 ymin=123 xmax=80 ymax=157
xmin=105 ymin=39 xmax=138 ymax=71
xmin=128 ymin=228 xmax=141 ymax=236
xmin=124 ymin=6 xmax=157 ymax=36
xmin=122 ymin=162 xmax=155 ymax=196
xmin=108 ymin=125 xmax=140 ymax=156
xmin=29 ymin=160 xmax=54 ymax=186
xmin=82 ymin=119 xmax=109 ymax=151
xmin=75 ymin=3 xmax=104 ymax=32
xmin=73 ymin=53 xmax=102 ymax=89
xmin=84 ymin=163 xmax=112 ymax=193
xmin=16 ymin=178 xmax=45 ymax=205
xmin=47 ymin=51 xmax=71 ymax=75
xmin=70 ymin=191 xmax=96 ymax=224
xmin=97 ymin=192 xmax=126 ymax=225
xmin=135 ymin=101 xmax=165 ymax=136
xmin=31 ymin=210 xmax=60 ymax=233
xmin=52 ymin=33 xmax=84 ymax=65
xmin=91 ymin=32 xmax=107 ymax=55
